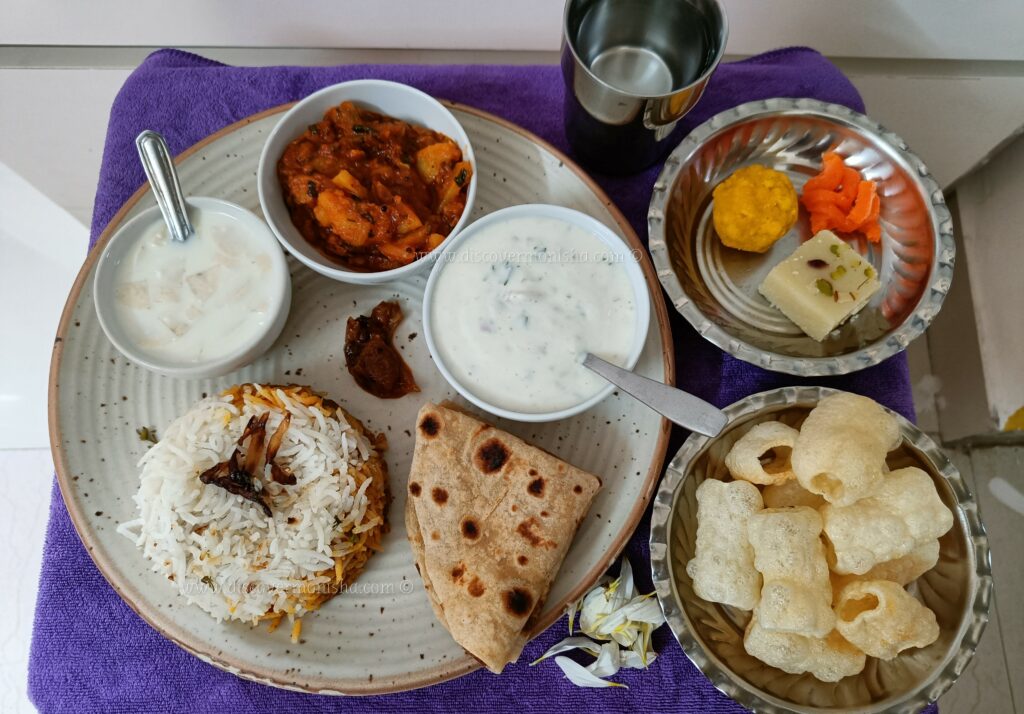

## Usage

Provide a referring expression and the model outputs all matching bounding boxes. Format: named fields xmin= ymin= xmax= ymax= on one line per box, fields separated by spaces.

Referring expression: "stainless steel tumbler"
xmin=561 ymin=0 xmax=728 ymax=174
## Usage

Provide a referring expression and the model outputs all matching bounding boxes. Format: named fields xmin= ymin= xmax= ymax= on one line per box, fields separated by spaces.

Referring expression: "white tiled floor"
xmin=0 ymin=97 xmax=92 ymax=709
xmin=0 ymin=164 xmax=89 ymax=449
xmin=0 ymin=450 xmax=53 ymax=714
xmin=938 ymin=448 xmax=1023 ymax=713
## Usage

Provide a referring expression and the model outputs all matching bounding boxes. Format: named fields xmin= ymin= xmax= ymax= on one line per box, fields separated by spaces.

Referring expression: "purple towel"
xmin=30 ymin=48 xmax=923 ymax=713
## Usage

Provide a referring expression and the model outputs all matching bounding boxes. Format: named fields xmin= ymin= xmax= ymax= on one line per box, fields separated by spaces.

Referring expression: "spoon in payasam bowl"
xmin=135 ymin=130 xmax=196 ymax=243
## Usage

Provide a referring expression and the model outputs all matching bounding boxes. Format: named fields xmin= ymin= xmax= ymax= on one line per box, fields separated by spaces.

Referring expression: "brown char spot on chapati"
xmin=467 ymin=577 xmax=486 ymax=597
xmin=503 ymin=587 xmax=533 ymax=617
xmin=419 ymin=413 xmax=440 ymax=437
xmin=431 ymin=487 xmax=448 ymax=504
xmin=527 ymin=477 xmax=545 ymax=497
xmin=516 ymin=517 xmax=555 ymax=549
xmin=461 ymin=518 xmax=479 ymax=540
xmin=409 ymin=482 xmax=422 ymax=496
xmin=517 ymin=555 xmax=528 ymax=565
xmin=474 ymin=438 xmax=509 ymax=473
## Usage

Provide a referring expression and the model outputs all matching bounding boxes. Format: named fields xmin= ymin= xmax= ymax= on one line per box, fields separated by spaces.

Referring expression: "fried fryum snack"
xmin=725 ymin=422 xmax=799 ymax=486
xmin=762 ymin=478 xmax=826 ymax=509
xmin=834 ymin=580 xmax=940 ymax=660
xmin=792 ymin=392 xmax=901 ymax=506
xmin=686 ymin=480 xmax=763 ymax=611
xmin=743 ymin=612 xmax=866 ymax=682
xmin=830 ymin=540 xmax=940 ymax=597
xmin=822 ymin=466 xmax=954 ymax=575
xmin=747 ymin=507 xmax=835 ymax=637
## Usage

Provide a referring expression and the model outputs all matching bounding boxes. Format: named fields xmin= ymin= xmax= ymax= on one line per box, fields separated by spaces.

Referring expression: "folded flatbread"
xmin=405 ymin=403 xmax=601 ymax=673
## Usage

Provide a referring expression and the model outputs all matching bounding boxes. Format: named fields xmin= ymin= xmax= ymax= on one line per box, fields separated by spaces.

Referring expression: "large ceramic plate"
xmin=49 ymin=103 xmax=674 ymax=694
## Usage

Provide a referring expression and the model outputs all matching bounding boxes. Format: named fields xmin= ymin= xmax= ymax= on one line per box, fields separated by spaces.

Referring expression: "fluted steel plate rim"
xmin=648 ymin=98 xmax=956 ymax=375
xmin=649 ymin=386 xmax=993 ymax=713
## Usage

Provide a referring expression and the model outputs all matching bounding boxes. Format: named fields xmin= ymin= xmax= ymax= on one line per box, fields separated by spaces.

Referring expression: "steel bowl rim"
xmin=649 ymin=385 xmax=993 ymax=714
xmin=647 ymin=97 xmax=956 ymax=376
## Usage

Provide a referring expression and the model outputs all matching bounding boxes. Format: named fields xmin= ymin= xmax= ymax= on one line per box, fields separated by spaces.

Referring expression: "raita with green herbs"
xmin=429 ymin=215 xmax=637 ymax=413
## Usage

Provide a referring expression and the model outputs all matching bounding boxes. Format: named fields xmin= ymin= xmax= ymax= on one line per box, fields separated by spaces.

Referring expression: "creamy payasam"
xmin=112 ymin=209 xmax=277 ymax=364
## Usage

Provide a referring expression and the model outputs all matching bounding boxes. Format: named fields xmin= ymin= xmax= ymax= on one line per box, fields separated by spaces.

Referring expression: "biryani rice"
xmin=117 ymin=383 xmax=389 ymax=626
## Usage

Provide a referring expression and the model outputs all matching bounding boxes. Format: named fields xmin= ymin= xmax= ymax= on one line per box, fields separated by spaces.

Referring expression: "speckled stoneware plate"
xmin=50 ymin=103 xmax=674 ymax=694
xmin=649 ymin=386 xmax=992 ymax=713
xmin=648 ymin=98 xmax=956 ymax=376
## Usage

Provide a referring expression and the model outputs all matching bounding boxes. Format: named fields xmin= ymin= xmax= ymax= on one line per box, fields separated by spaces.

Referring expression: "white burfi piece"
xmin=758 ymin=231 xmax=880 ymax=341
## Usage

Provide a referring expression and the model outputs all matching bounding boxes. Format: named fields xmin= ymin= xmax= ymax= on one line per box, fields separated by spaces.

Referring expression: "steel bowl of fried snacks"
xmin=648 ymin=98 xmax=955 ymax=375
xmin=649 ymin=386 xmax=992 ymax=713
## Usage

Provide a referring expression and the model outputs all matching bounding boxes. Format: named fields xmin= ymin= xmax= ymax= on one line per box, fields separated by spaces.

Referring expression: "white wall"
xmin=954 ymin=134 xmax=1024 ymax=431
xmin=3 ymin=0 xmax=1024 ymax=61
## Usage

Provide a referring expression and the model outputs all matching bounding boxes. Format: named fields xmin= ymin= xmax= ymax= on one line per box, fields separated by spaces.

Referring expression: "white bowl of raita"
xmin=422 ymin=204 xmax=650 ymax=422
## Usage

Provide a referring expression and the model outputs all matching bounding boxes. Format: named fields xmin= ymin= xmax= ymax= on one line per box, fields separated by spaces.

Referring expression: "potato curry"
xmin=277 ymin=101 xmax=471 ymax=272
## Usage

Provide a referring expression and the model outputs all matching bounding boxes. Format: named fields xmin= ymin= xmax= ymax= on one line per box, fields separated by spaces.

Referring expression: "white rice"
xmin=117 ymin=386 xmax=376 ymax=623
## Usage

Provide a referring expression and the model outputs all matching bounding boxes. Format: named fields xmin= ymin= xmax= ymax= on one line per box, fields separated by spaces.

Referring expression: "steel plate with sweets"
xmin=648 ymin=97 xmax=955 ymax=376
xmin=50 ymin=92 xmax=676 ymax=694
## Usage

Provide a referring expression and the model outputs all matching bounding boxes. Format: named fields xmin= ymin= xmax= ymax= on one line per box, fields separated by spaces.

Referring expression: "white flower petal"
xmin=632 ymin=624 xmax=647 ymax=657
xmin=594 ymin=608 xmax=630 ymax=636
xmin=608 ymin=559 xmax=634 ymax=612
xmin=554 ymin=656 xmax=627 ymax=688
xmin=630 ymin=624 xmax=655 ymax=666
xmin=620 ymin=557 xmax=636 ymax=596
xmin=611 ymin=628 xmax=637 ymax=647
xmin=621 ymin=649 xmax=657 ymax=669
xmin=542 ymin=559 xmax=661 ymax=683
xmin=580 ymin=586 xmax=613 ymax=633
xmin=531 ymin=636 xmax=602 ymax=665
xmin=619 ymin=595 xmax=666 ymax=626
xmin=587 ymin=641 xmax=623 ymax=678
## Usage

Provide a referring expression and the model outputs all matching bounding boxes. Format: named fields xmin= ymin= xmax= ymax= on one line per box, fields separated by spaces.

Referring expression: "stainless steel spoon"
xmin=135 ymin=130 xmax=194 ymax=242
xmin=583 ymin=353 xmax=728 ymax=437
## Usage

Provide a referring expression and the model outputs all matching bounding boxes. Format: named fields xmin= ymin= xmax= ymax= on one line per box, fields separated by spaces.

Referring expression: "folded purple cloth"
xmin=30 ymin=48 xmax=924 ymax=713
